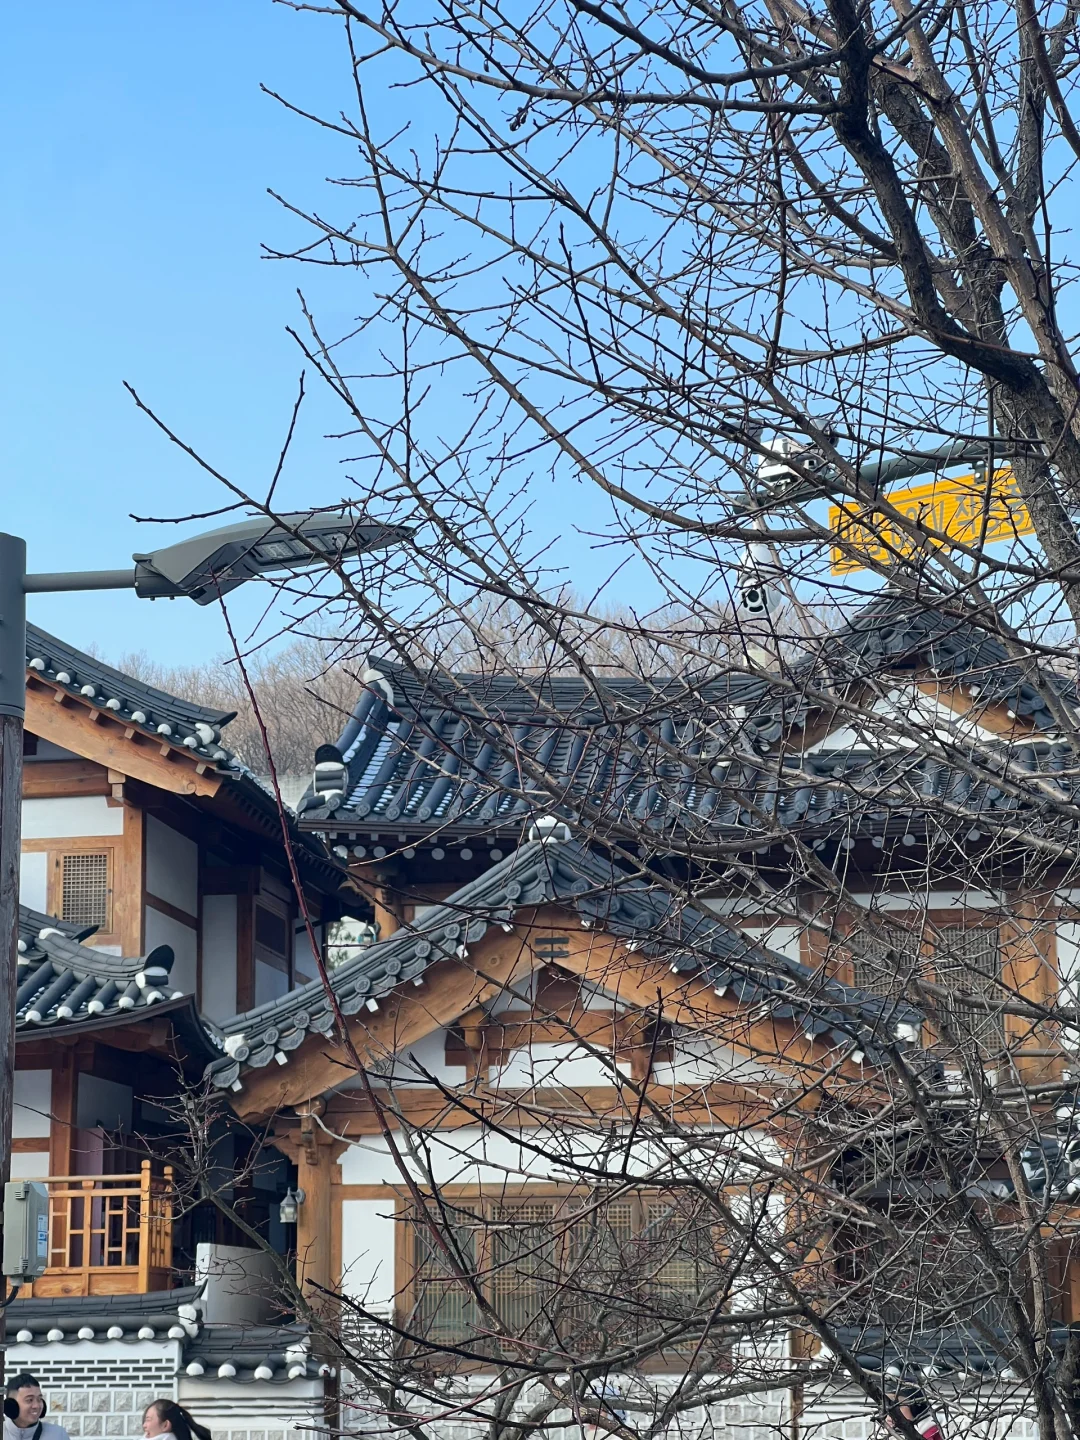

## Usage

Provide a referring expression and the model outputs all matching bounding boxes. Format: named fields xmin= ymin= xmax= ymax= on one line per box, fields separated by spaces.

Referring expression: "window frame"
xmin=839 ymin=908 xmax=1006 ymax=1053
xmin=394 ymin=1185 xmax=733 ymax=1364
xmin=21 ymin=836 xmax=120 ymax=946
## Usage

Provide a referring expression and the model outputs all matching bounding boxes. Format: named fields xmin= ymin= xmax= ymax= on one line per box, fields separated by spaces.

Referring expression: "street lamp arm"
xmin=23 ymin=567 xmax=194 ymax=599
xmin=23 ymin=569 xmax=138 ymax=594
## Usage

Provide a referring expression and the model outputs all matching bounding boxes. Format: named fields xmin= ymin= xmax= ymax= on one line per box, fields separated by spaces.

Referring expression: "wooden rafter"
xmin=26 ymin=679 xmax=222 ymax=799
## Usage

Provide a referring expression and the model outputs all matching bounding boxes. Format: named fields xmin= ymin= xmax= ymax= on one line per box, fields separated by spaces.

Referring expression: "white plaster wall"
xmin=1059 ymin=920 xmax=1080 ymax=1048
xmin=740 ymin=922 xmax=802 ymax=962
xmin=10 ymin=1152 xmax=50 ymax=1178
xmin=651 ymin=1033 xmax=782 ymax=1087
xmin=21 ymin=795 xmax=124 ymax=839
xmin=145 ymin=814 xmax=199 ymax=915
xmin=201 ymin=893 xmax=238 ymax=1022
xmin=339 ymin=1121 xmax=758 ymax=1189
xmin=14 ymin=1068 xmax=52 ymax=1137
xmin=19 ymin=850 xmax=48 ymax=913
xmin=145 ymin=907 xmax=198 ymax=995
xmin=491 ymin=1041 xmax=617 ymax=1088
xmin=294 ymin=924 xmax=321 ymax=986
xmin=344 ymin=1027 xmax=468 ymax=1090
xmin=340 ymin=1198 xmax=398 ymax=1312
xmin=849 ymin=888 xmax=1002 ymax=910
xmin=255 ymin=958 xmax=289 ymax=1007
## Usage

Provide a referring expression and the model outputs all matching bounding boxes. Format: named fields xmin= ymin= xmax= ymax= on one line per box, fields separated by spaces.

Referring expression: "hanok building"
xmin=13 ymin=594 xmax=1080 ymax=1440
xmin=264 ymin=589 xmax=1080 ymax=1423
xmin=10 ymin=630 xmax=356 ymax=1439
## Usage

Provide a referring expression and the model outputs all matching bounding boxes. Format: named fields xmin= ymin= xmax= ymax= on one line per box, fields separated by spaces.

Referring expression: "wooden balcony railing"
xmin=20 ymin=1161 xmax=174 ymax=1298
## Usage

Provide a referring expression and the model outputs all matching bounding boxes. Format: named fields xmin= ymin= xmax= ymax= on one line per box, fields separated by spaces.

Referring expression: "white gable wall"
xmin=21 ymin=795 xmax=124 ymax=839
xmin=145 ymin=814 xmax=199 ymax=915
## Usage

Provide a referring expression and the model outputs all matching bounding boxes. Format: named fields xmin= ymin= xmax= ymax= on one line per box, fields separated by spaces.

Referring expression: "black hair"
xmin=887 ymin=1386 xmax=930 ymax=1425
xmin=144 ymin=1401 xmax=212 ymax=1440
xmin=4 ymin=1377 xmax=45 ymax=1423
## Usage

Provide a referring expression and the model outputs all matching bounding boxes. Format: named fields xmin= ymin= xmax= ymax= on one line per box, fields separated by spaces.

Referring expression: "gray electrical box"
xmin=3 ymin=1181 xmax=49 ymax=1282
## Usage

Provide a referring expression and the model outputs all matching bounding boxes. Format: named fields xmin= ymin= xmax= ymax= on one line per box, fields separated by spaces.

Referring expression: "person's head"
xmin=4 ymin=1376 xmax=45 ymax=1429
xmin=142 ymin=1403 xmax=210 ymax=1440
xmin=885 ymin=1387 xmax=930 ymax=1429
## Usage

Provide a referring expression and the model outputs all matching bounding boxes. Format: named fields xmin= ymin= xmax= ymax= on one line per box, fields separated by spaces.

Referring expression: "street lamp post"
xmin=0 ymin=512 xmax=408 ymax=1329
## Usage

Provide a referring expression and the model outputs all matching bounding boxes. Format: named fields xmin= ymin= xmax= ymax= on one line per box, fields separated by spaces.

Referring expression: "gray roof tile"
xmin=206 ymin=836 xmax=920 ymax=1091
xmin=16 ymin=907 xmax=181 ymax=1031
xmin=296 ymin=592 xmax=1076 ymax=848
xmin=26 ymin=623 xmax=237 ymax=766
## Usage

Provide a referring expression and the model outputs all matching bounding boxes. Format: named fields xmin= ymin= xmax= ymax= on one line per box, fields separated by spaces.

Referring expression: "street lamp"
xmin=0 ymin=511 xmax=409 ymax=1300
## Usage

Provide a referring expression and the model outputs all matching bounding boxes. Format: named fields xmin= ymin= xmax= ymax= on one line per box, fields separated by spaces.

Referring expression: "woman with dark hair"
xmin=142 ymin=1402 xmax=211 ymax=1440
xmin=884 ymin=1386 xmax=943 ymax=1440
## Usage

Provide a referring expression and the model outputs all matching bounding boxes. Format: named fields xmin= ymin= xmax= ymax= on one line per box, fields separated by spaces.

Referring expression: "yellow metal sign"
xmin=829 ymin=468 xmax=1035 ymax=574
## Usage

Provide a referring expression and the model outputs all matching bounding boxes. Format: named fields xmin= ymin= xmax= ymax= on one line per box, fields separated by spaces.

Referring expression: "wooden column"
xmin=49 ymin=1049 xmax=77 ymax=1178
xmin=116 ymin=805 xmax=145 ymax=957
xmin=293 ymin=1104 xmax=343 ymax=1306
xmin=372 ymin=883 xmax=401 ymax=941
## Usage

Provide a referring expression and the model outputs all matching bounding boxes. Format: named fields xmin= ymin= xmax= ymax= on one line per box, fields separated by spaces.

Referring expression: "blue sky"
xmin=2 ymin=2 xmax=386 ymax=663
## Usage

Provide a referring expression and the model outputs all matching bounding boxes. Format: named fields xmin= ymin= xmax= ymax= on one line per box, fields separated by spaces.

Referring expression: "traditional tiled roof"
xmin=26 ymin=624 xmax=237 ymax=766
xmin=295 ymin=661 xmax=767 ymax=840
xmin=6 ymin=1287 xmax=323 ymax=1385
xmin=23 ymin=627 xmax=352 ymax=899
xmin=205 ymin=834 xmax=921 ymax=1092
xmin=18 ymin=904 xmax=97 ymax=956
xmin=831 ymin=1322 xmax=1074 ymax=1376
xmin=16 ymin=913 xmax=181 ymax=1030
xmin=295 ymin=592 xmax=1074 ymax=851
xmin=183 ymin=1321 xmax=321 ymax=1383
xmin=8 ymin=1285 xmax=207 ymax=1340
xmin=815 ymin=590 xmax=1073 ymax=730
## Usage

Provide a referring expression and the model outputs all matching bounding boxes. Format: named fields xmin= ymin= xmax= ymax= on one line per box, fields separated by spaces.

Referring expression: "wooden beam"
xmin=145 ymin=892 xmax=198 ymax=930
xmin=25 ymin=683 xmax=222 ymax=799
xmin=925 ymin=679 xmax=1036 ymax=737
xmin=21 ymin=759 xmax=111 ymax=798
xmin=522 ymin=906 xmax=870 ymax=1084
xmin=233 ymin=926 xmax=540 ymax=1120
xmin=318 ymin=1081 xmax=798 ymax=1136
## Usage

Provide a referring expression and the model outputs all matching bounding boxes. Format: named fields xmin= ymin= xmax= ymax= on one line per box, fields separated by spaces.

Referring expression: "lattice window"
xmin=403 ymin=1192 xmax=727 ymax=1352
xmin=849 ymin=927 xmax=922 ymax=994
xmin=60 ymin=852 xmax=110 ymax=930
xmin=935 ymin=925 xmax=1004 ymax=1052
xmin=408 ymin=1202 xmax=480 ymax=1343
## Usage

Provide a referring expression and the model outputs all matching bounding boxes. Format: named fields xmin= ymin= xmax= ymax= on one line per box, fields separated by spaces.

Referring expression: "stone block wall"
xmin=48 ymin=1389 xmax=163 ymax=1438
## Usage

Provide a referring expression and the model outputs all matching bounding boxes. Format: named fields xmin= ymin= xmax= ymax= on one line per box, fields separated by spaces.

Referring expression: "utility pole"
xmin=0 ymin=535 xmax=26 ymax=1367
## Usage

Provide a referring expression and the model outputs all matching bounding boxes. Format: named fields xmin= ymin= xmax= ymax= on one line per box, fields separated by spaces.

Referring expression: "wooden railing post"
xmin=137 ymin=1161 xmax=151 ymax=1293
xmin=80 ymin=1179 xmax=94 ymax=1271
xmin=161 ymin=1166 xmax=173 ymax=1272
